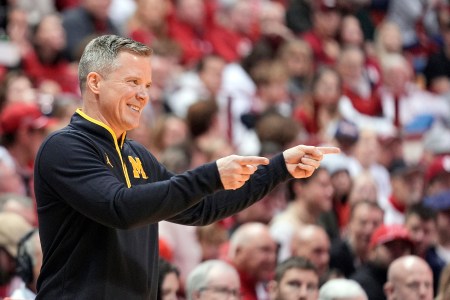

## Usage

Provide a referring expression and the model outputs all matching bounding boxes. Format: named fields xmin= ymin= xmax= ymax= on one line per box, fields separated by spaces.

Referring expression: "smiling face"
xmin=87 ymin=51 xmax=152 ymax=137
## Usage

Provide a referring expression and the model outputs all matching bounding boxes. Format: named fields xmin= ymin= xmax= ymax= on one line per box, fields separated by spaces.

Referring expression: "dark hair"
xmin=405 ymin=202 xmax=437 ymax=221
xmin=157 ymin=257 xmax=180 ymax=300
xmin=349 ymin=200 xmax=383 ymax=220
xmin=286 ymin=168 xmax=327 ymax=201
xmin=274 ymin=256 xmax=318 ymax=282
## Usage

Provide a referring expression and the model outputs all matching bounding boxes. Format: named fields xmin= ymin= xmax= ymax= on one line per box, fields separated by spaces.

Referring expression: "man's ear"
xmin=86 ymin=72 xmax=102 ymax=94
xmin=384 ymin=281 xmax=393 ymax=297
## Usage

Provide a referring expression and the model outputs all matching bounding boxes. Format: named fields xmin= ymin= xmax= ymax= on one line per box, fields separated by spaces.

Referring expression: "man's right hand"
xmin=216 ymin=155 xmax=269 ymax=190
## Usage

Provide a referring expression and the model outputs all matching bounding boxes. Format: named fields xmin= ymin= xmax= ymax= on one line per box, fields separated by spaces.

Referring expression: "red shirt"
xmin=22 ymin=50 xmax=79 ymax=95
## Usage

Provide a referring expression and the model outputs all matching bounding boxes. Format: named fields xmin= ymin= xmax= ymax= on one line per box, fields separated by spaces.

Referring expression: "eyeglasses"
xmin=199 ymin=286 xmax=242 ymax=299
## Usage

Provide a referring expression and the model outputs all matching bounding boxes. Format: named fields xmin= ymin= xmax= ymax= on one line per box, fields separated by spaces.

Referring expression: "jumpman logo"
xmin=105 ymin=154 xmax=114 ymax=168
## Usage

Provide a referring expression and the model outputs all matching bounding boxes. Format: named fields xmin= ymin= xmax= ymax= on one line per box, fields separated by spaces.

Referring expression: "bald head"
xmin=385 ymin=255 xmax=433 ymax=300
xmin=291 ymin=225 xmax=330 ymax=276
xmin=228 ymin=222 xmax=277 ymax=282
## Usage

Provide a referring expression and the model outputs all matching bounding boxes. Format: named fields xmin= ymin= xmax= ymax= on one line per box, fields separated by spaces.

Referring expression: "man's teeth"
xmin=130 ymin=105 xmax=140 ymax=112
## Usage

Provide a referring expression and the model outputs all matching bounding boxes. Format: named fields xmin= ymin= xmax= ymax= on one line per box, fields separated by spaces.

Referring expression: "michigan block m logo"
xmin=128 ymin=156 xmax=148 ymax=179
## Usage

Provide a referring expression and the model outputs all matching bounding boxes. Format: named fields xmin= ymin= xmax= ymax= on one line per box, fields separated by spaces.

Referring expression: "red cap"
xmin=426 ymin=155 xmax=450 ymax=183
xmin=369 ymin=224 xmax=412 ymax=249
xmin=0 ymin=103 xmax=57 ymax=135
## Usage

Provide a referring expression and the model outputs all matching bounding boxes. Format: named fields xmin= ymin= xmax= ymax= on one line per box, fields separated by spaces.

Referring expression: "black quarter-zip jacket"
xmin=34 ymin=109 xmax=291 ymax=299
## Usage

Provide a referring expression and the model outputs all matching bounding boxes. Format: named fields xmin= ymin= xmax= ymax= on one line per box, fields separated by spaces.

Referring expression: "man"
xmin=227 ymin=222 xmax=278 ymax=300
xmin=290 ymin=225 xmax=330 ymax=280
xmin=330 ymin=201 xmax=384 ymax=278
xmin=351 ymin=224 xmax=413 ymax=300
xmin=404 ymin=203 xmax=437 ymax=257
xmin=382 ymin=159 xmax=424 ymax=225
xmin=384 ymin=255 xmax=433 ymax=300
xmin=270 ymin=167 xmax=334 ymax=261
xmin=268 ymin=256 xmax=319 ymax=300
xmin=34 ymin=34 xmax=340 ymax=299
xmin=423 ymin=189 xmax=450 ymax=292
xmin=0 ymin=102 xmax=57 ymax=197
xmin=186 ymin=260 xmax=240 ymax=300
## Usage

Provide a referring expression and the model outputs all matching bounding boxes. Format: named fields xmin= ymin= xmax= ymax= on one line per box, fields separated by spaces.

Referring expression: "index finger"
xmin=235 ymin=156 xmax=270 ymax=166
xmin=317 ymin=146 xmax=341 ymax=155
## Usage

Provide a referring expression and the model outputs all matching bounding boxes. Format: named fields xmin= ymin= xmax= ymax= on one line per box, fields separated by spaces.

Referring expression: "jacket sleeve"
xmin=34 ymin=131 xmax=224 ymax=229
xmin=165 ymin=153 xmax=292 ymax=226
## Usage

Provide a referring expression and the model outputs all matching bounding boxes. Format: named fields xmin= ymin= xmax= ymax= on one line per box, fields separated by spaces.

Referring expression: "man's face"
xmin=292 ymin=233 xmax=330 ymax=277
xmin=235 ymin=234 xmax=277 ymax=282
xmin=388 ymin=269 xmax=433 ymax=300
xmin=405 ymin=214 xmax=436 ymax=255
xmin=349 ymin=205 xmax=383 ymax=253
xmin=95 ymin=51 xmax=151 ymax=137
xmin=271 ymin=268 xmax=319 ymax=300
xmin=303 ymin=170 xmax=333 ymax=214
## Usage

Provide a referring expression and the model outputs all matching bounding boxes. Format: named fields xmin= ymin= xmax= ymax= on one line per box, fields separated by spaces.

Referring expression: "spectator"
xmin=302 ymin=0 xmax=342 ymax=68
xmin=0 ymin=103 xmax=57 ymax=197
xmin=209 ymin=0 xmax=260 ymax=62
xmin=382 ymin=159 xmax=424 ymax=225
xmin=404 ymin=203 xmax=437 ymax=258
xmin=293 ymin=66 xmax=344 ymax=145
xmin=424 ymin=155 xmax=450 ymax=197
xmin=9 ymin=229 xmax=42 ymax=300
xmin=62 ymin=0 xmax=120 ymax=61
xmin=384 ymin=255 xmax=433 ymax=300
xmin=157 ymin=258 xmax=180 ymax=300
xmin=379 ymin=53 xmax=449 ymax=133
xmin=186 ymin=259 xmax=240 ymax=300
xmin=21 ymin=13 xmax=79 ymax=96
xmin=270 ymin=168 xmax=333 ymax=261
xmin=227 ymin=222 xmax=277 ymax=300
xmin=0 ymin=212 xmax=32 ymax=298
xmin=423 ymin=189 xmax=450 ymax=293
xmin=290 ymin=225 xmax=331 ymax=281
xmin=268 ymin=256 xmax=319 ymax=300
xmin=319 ymin=278 xmax=368 ymax=300
xmin=330 ymin=201 xmax=384 ymax=278
xmin=351 ymin=224 xmax=413 ymax=300
xmin=165 ymin=54 xmax=226 ymax=118
xmin=276 ymin=39 xmax=314 ymax=105
xmin=125 ymin=0 xmax=172 ymax=47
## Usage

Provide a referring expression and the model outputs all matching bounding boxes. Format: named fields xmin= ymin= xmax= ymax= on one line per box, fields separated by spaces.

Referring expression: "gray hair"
xmin=319 ymin=279 xmax=368 ymax=300
xmin=186 ymin=260 xmax=239 ymax=300
xmin=78 ymin=34 xmax=152 ymax=92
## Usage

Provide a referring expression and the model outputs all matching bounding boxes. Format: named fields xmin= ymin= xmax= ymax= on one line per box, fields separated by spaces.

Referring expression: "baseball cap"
xmin=423 ymin=189 xmax=450 ymax=211
xmin=0 ymin=212 xmax=32 ymax=257
xmin=369 ymin=224 xmax=413 ymax=250
xmin=334 ymin=119 xmax=359 ymax=145
xmin=425 ymin=155 xmax=450 ymax=183
xmin=0 ymin=102 xmax=57 ymax=135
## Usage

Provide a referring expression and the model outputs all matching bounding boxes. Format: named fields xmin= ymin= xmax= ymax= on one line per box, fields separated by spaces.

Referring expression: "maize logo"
xmin=128 ymin=156 xmax=148 ymax=179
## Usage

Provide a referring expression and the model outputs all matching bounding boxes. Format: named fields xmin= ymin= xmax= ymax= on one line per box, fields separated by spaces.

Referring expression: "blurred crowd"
xmin=1 ymin=0 xmax=450 ymax=299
